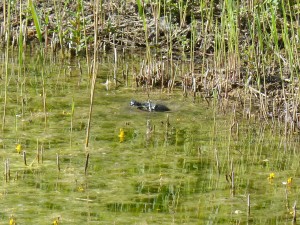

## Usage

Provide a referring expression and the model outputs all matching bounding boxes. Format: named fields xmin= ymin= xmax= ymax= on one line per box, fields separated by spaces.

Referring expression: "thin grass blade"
xmin=29 ymin=0 xmax=42 ymax=43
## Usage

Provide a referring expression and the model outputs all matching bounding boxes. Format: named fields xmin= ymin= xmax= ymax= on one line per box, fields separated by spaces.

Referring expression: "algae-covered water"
xmin=0 ymin=50 xmax=300 ymax=224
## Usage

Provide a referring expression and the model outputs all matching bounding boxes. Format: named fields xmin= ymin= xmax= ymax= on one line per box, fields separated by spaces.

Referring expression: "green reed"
xmin=18 ymin=0 xmax=24 ymax=67
xmin=53 ymin=0 xmax=63 ymax=51
xmin=136 ymin=0 xmax=151 ymax=62
xmin=154 ymin=0 xmax=161 ymax=45
xmin=29 ymin=0 xmax=42 ymax=44
xmin=189 ymin=15 xmax=196 ymax=71
xmin=178 ymin=0 xmax=189 ymax=28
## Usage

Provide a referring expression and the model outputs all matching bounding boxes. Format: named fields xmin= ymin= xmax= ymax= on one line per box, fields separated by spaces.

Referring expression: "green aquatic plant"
xmin=53 ymin=0 xmax=63 ymax=51
xmin=136 ymin=0 xmax=144 ymax=18
xmin=66 ymin=0 xmax=91 ymax=55
xmin=28 ymin=0 xmax=42 ymax=44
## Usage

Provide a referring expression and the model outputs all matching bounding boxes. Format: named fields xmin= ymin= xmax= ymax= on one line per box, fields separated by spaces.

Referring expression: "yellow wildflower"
xmin=16 ymin=144 xmax=22 ymax=154
xmin=268 ymin=173 xmax=275 ymax=180
xmin=118 ymin=128 xmax=125 ymax=143
xmin=9 ymin=216 xmax=16 ymax=225
xmin=282 ymin=177 xmax=293 ymax=185
xmin=77 ymin=185 xmax=85 ymax=192
xmin=267 ymin=173 xmax=275 ymax=183
xmin=53 ymin=217 xmax=60 ymax=225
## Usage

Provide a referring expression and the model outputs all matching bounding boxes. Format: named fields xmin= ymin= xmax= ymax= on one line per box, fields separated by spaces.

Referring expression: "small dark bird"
xmin=130 ymin=100 xmax=170 ymax=112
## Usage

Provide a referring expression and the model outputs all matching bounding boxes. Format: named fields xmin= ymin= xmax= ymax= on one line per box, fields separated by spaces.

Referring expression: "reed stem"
xmin=56 ymin=153 xmax=60 ymax=172
xmin=84 ymin=153 xmax=90 ymax=176
xmin=23 ymin=151 xmax=27 ymax=166
xmin=247 ymin=194 xmax=250 ymax=216
xmin=5 ymin=159 xmax=10 ymax=183
xmin=85 ymin=0 xmax=99 ymax=148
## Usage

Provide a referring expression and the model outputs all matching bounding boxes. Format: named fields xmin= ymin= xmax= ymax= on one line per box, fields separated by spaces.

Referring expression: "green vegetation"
xmin=1 ymin=1 xmax=300 ymax=223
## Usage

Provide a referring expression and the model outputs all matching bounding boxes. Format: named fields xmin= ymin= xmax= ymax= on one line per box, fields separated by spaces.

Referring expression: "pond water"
xmin=1 ymin=49 xmax=300 ymax=224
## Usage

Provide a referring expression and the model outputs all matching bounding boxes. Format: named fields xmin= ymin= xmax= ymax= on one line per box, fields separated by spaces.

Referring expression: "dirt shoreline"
xmin=0 ymin=1 xmax=206 ymax=53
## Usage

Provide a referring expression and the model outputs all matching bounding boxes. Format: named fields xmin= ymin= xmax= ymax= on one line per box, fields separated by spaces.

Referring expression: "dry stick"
xmin=113 ymin=34 xmax=117 ymax=87
xmin=85 ymin=153 xmax=90 ymax=176
xmin=41 ymin=70 xmax=47 ymax=128
xmin=230 ymin=104 xmax=236 ymax=136
xmin=41 ymin=144 xmax=44 ymax=164
xmin=285 ymin=187 xmax=289 ymax=209
xmin=231 ymin=171 xmax=235 ymax=195
xmin=56 ymin=153 xmax=60 ymax=172
xmin=15 ymin=171 xmax=19 ymax=181
xmin=215 ymin=148 xmax=220 ymax=175
xmin=37 ymin=139 xmax=39 ymax=164
xmin=164 ymin=114 xmax=170 ymax=143
xmin=2 ymin=0 xmax=11 ymax=131
xmin=8 ymin=159 xmax=10 ymax=180
xmin=166 ymin=114 xmax=170 ymax=129
xmin=113 ymin=34 xmax=117 ymax=64
xmin=125 ymin=63 xmax=128 ymax=87
xmin=247 ymin=194 xmax=250 ymax=217
xmin=231 ymin=159 xmax=235 ymax=196
xmin=23 ymin=151 xmax=27 ymax=166
xmin=192 ymin=75 xmax=196 ymax=100
xmin=5 ymin=159 xmax=10 ymax=182
xmin=113 ymin=64 xmax=117 ymax=89
xmin=293 ymin=201 xmax=297 ymax=223
xmin=85 ymin=0 xmax=99 ymax=148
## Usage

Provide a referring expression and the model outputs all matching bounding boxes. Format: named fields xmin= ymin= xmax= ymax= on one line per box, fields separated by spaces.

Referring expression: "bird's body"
xmin=130 ymin=100 xmax=170 ymax=112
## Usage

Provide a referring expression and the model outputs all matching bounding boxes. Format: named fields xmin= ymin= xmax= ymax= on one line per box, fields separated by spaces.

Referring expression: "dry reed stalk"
xmin=5 ymin=159 xmax=10 ymax=182
xmin=85 ymin=0 xmax=99 ymax=148
xmin=285 ymin=188 xmax=289 ymax=209
xmin=247 ymin=194 xmax=250 ymax=216
xmin=41 ymin=144 xmax=44 ymax=164
xmin=215 ymin=148 xmax=220 ymax=175
xmin=37 ymin=139 xmax=40 ymax=164
xmin=56 ymin=153 xmax=60 ymax=172
xmin=23 ymin=151 xmax=27 ymax=166
xmin=2 ymin=1 xmax=11 ymax=131
xmin=293 ymin=201 xmax=297 ymax=223
xmin=41 ymin=70 xmax=47 ymax=127
xmin=113 ymin=34 xmax=117 ymax=64
xmin=231 ymin=159 xmax=235 ymax=196
xmin=84 ymin=153 xmax=90 ymax=176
